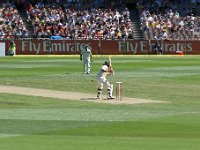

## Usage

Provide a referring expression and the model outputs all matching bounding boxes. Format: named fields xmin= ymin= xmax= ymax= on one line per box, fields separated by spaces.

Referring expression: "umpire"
xmin=80 ymin=45 xmax=93 ymax=74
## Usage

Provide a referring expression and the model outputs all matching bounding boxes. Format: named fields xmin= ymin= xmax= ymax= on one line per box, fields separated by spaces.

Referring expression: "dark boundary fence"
xmin=1 ymin=39 xmax=200 ymax=55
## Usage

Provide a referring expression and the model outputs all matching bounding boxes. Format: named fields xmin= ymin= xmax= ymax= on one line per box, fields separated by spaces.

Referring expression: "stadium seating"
xmin=25 ymin=0 xmax=134 ymax=39
xmin=2 ymin=0 xmax=200 ymax=40
xmin=137 ymin=0 xmax=200 ymax=40
xmin=0 ymin=2 xmax=27 ymax=39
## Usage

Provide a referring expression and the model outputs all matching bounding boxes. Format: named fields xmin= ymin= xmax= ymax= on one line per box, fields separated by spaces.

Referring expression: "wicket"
xmin=116 ymin=82 xmax=122 ymax=100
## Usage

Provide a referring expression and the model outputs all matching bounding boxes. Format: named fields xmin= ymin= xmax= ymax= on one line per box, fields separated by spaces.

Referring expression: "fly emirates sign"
xmin=117 ymin=41 xmax=192 ymax=54
xmin=19 ymin=40 xmax=193 ymax=55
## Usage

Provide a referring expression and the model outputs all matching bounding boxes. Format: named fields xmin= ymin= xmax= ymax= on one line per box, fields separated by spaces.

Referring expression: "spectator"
xmin=138 ymin=0 xmax=200 ymax=40
xmin=0 ymin=2 xmax=27 ymax=38
xmin=26 ymin=0 xmax=134 ymax=39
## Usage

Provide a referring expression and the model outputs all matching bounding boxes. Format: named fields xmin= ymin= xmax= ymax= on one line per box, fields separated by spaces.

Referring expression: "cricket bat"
xmin=109 ymin=56 xmax=114 ymax=75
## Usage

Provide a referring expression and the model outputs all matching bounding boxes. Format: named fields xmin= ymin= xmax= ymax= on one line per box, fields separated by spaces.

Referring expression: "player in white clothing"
xmin=80 ymin=45 xmax=92 ymax=74
xmin=96 ymin=61 xmax=115 ymax=99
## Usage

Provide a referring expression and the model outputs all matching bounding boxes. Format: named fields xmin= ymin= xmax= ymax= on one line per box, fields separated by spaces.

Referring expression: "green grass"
xmin=0 ymin=55 xmax=200 ymax=150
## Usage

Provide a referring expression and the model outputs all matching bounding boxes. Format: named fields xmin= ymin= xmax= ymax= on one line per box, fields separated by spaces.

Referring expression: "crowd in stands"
xmin=137 ymin=0 xmax=200 ymax=40
xmin=26 ymin=0 xmax=134 ymax=39
xmin=0 ymin=1 xmax=27 ymax=39
xmin=2 ymin=0 xmax=200 ymax=40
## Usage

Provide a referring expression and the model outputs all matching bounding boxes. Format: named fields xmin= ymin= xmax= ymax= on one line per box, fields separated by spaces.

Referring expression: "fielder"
xmin=8 ymin=41 xmax=16 ymax=56
xmin=96 ymin=58 xmax=115 ymax=100
xmin=80 ymin=45 xmax=92 ymax=74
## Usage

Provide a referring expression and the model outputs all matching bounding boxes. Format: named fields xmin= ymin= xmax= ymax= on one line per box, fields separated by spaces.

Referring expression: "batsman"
xmin=96 ymin=56 xmax=115 ymax=99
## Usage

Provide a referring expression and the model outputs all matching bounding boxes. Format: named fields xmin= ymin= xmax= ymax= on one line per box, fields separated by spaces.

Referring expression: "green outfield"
xmin=0 ymin=55 xmax=200 ymax=150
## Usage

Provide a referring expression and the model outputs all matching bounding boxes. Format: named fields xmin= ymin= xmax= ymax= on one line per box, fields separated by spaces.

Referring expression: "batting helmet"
xmin=104 ymin=61 xmax=110 ymax=67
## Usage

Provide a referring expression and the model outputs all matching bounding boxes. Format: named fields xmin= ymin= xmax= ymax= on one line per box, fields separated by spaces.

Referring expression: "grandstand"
xmin=0 ymin=0 xmax=200 ymax=40
xmin=138 ymin=0 xmax=200 ymax=40
xmin=0 ymin=0 xmax=136 ymax=40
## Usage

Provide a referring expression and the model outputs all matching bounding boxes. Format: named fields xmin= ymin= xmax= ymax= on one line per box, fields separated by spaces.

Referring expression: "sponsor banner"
xmin=0 ymin=42 xmax=5 ymax=57
xmin=1 ymin=39 xmax=200 ymax=55
xmin=19 ymin=40 xmax=99 ymax=55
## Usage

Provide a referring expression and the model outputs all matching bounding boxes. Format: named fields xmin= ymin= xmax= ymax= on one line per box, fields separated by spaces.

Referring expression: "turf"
xmin=0 ymin=55 xmax=200 ymax=150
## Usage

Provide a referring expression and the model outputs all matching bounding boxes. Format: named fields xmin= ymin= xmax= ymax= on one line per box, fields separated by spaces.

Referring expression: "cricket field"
xmin=0 ymin=55 xmax=200 ymax=150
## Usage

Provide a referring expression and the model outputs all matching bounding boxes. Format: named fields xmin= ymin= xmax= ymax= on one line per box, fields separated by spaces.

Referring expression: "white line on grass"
xmin=0 ymin=134 xmax=24 ymax=139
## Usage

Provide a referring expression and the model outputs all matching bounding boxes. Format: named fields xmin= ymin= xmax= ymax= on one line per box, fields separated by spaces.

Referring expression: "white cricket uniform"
xmin=96 ymin=64 xmax=114 ymax=98
xmin=96 ymin=65 xmax=111 ymax=89
xmin=81 ymin=47 xmax=92 ymax=74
